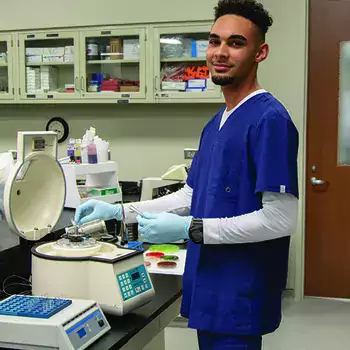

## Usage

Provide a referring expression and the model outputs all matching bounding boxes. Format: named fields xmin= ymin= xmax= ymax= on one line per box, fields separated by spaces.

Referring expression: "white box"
xmin=26 ymin=55 xmax=42 ymax=63
xmin=193 ymin=40 xmax=208 ymax=58
xmin=187 ymin=79 xmax=207 ymax=89
xmin=123 ymin=39 xmax=140 ymax=59
xmin=43 ymin=55 xmax=64 ymax=62
xmin=206 ymin=76 xmax=216 ymax=91
xmin=64 ymin=54 xmax=74 ymax=62
xmin=64 ymin=46 xmax=74 ymax=55
xmin=26 ymin=48 xmax=44 ymax=56
xmin=43 ymin=47 xmax=65 ymax=56
xmin=185 ymin=88 xmax=204 ymax=92
xmin=161 ymin=81 xmax=186 ymax=91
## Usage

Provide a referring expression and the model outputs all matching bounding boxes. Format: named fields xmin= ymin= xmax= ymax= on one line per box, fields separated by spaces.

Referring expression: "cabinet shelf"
xmin=0 ymin=62 xmax=8 ymax=67
xmin=87 ymin=59 xmax=139 ymax=64
xmin=160 ymin=57 xmax=206 ymax=63
xmin=26 ymin=62 xmax=74 ymax=66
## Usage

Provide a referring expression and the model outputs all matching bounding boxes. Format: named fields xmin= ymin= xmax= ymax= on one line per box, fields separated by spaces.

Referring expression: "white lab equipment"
xmin=62 ymin=161 xmax=122 ymax=209
xmin=139 ymin=165 xmax=186 ymax=202
xmin=3 ymin=131 xmax=155 ymax=316
xmin=0 ymin=296 xmax=110 ymax=350
xmin=161 ymin=164 xmax=188 ymax=181
xmin=140 ymin=178 xmax=184 ymax=201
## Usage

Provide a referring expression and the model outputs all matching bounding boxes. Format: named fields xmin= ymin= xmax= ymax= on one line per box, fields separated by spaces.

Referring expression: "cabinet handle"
xmin=81 ymin=77 xmax=85 ymax=92
xmin=154 ymin=76 xmax=160 ymax=91
xmin=75 ymin=77 xmax=79 ymax=92
xmin=46 ymin=33 xmax=59 ymax=38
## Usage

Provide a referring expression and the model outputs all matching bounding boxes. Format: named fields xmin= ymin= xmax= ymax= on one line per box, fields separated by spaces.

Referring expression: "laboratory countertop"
xmin=0 ymin=209 xmax=184 ymax=349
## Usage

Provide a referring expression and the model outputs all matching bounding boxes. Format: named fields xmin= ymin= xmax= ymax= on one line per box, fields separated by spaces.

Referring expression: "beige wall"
xmin=0 ymin=0 xmax=308 ymax=295
xmin=0 ymin=0 xmax=216 ymax=31
xmin=0 ymin=104 xmax=220 ymax=180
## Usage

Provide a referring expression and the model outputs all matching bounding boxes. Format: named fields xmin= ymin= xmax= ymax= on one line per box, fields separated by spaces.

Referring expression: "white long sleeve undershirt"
xmin=124 ymin=184 xmax=298 ymax=244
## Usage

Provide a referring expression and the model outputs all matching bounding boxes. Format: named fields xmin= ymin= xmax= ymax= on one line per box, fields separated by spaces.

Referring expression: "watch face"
xmin=46 ymin=117 xmax=69 ymax=143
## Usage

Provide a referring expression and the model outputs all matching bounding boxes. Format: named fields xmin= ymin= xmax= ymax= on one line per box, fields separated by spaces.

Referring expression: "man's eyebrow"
xmin=209 ymin=33 xmax=248 ymax=42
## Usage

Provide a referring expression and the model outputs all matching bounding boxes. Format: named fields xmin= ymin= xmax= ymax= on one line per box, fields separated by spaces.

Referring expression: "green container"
xmin=88 ymin=187 xmax=119 ymax=197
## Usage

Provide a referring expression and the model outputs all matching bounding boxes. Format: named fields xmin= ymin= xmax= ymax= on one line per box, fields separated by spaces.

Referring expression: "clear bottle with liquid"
xmin=87 ymin=132 xmax=98 ymax=164
xmin=67 ymin=138 xmax=75 ymax=163
xmin=75 ymin=139 xmax=82 ymax=164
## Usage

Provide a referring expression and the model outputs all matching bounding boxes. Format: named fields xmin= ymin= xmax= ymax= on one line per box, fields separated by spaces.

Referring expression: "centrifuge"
xmin=3 ymin=131 xmax=155 ymax=316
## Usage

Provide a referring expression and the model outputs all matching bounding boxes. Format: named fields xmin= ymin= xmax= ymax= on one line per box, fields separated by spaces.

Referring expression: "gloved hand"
xmin=137 ymin=212 xmax=193 ymax=244
xmin=74 ymin=199 xmax=123 ymax=225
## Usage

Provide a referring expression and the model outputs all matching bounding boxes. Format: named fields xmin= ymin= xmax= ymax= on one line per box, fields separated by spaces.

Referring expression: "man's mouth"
xmin=213 ymin=63 xmax=231 ymax=72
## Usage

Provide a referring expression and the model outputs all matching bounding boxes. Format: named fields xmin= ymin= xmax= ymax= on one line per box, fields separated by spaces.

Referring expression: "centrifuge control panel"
xmin=117 ymin=265 xmax=152 ymax=301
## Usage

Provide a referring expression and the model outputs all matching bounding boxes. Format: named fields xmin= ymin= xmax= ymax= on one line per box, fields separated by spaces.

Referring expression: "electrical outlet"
xmin=184 ymin=148 xmax=198 ymax=160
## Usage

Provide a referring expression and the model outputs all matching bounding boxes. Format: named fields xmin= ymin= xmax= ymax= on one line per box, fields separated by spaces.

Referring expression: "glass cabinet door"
xmin=18 ymin=31 xmax=80 ymax=100
xmin=153 ymin=25 xmax=222 ymax=102
xmin=0 ymin=35 xmax=15 ymax=101
xmin=80 ymin=27 xmax=146 ymax=101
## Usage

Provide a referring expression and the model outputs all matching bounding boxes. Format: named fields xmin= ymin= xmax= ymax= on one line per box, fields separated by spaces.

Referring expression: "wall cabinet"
xmin=2 ymin=22 xmax=223 ymax=104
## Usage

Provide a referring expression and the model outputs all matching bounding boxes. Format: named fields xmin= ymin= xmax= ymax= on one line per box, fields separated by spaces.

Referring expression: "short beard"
xmin=211 ymin=75 xmax=234 ymax=86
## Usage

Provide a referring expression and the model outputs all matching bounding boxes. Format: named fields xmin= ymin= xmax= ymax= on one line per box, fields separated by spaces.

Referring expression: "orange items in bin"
xmin=184 ymin=66 xmax=209 ymax=81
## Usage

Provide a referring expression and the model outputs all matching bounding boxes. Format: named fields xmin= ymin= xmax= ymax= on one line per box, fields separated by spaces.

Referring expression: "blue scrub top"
xmin=181 ymin=92 xmax=299 ymax=336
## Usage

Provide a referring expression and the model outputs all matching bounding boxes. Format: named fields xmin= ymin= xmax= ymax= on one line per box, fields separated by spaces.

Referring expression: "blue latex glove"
xmin=74 ymin=199 xmax=122 ymax=225
xmin=137 ymin=212 xmax=193 ymax=244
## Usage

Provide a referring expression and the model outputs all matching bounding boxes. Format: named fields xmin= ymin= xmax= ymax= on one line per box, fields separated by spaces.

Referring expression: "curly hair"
xmin=214 ymin=0 xmax=273 ymax=40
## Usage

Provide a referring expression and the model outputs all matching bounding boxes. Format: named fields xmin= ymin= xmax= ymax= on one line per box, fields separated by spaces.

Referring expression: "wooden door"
xmin=306 ymin=0 xmax=350 ymax=298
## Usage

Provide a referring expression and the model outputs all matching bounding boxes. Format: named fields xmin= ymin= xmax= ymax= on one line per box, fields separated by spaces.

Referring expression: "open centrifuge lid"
xmin=3 ymin=132 xmax=66 ymax=241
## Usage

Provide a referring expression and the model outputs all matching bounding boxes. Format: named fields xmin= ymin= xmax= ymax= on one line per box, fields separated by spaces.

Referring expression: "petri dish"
xmin=149 ymin=244 xmax=179 ymax=254
xmin=161 ymin=255 xmax=179 ymax=261
xmin=145 ymin=252 xmax=164 ymax=258
xmin=157 ymin=261 xmax=177 ymax=269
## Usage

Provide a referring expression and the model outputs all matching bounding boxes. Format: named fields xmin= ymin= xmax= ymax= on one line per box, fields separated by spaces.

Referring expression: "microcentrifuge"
xmin=3 ymin=132 xmax=155 ymax=316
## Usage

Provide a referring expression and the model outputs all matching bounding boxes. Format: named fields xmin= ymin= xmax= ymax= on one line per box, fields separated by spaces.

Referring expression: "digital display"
xmin=131 ymin=272 xmax=140 ymax=280
xmin=77 ymin=327 xmax=87 ymax=339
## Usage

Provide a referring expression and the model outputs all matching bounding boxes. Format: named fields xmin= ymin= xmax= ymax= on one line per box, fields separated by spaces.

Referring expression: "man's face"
xmin=207 ymin=14 xmax=268 ymax=86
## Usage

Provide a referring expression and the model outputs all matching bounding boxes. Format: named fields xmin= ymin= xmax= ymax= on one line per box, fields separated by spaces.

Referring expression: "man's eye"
xmin=230 ymin=41 xmax=244 ymax=47
xmin=209 ymin=39 xmax=220 ymax=45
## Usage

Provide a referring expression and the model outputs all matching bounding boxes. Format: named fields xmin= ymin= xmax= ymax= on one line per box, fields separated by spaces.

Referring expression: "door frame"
xmin=294 ymin=0 xmax=309 ymax=302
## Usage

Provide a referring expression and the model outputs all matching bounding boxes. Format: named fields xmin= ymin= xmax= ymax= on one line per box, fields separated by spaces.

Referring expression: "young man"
xmin=75 ymin=0 xmax=298 ymax=348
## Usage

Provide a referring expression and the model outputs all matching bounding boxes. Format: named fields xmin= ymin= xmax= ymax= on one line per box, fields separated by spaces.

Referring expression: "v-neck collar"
xmin=218 ymin=89 xmax=267 ymax=131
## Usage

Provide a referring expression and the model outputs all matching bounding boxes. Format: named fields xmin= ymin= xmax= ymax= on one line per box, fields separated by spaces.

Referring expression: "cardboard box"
xmin=26 ymin=55 xmax=43 ymax=63
xmin=120 ymin=86 xmax=140 ymax=92
xmin=26 ymin=48 xmax=44 ymax=56
xmin=123 ymin=39 xmax=140 ymax=60
xmin=64 ymin=46 xmax=74 ymax=55
xmin=43 ymin=47 xmax=65 ymax=56
xmin=42 ymin=55 xmax=64 ymax=63
xmin=110 ymin=38 xmax=123 ymax=60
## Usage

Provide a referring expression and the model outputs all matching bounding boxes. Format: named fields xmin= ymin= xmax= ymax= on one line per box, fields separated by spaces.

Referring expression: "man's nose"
xmin=214 ymin=43 xmax=229 ymax=59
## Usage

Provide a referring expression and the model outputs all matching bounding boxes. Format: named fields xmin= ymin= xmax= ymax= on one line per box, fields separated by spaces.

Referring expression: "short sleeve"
xmin=186 ymin=128 xmax=207 ymax=189
xmin=253 ymin=113 xmax=299 ymax=198
xmin=186 ymin=153 xmax=198 ymax=189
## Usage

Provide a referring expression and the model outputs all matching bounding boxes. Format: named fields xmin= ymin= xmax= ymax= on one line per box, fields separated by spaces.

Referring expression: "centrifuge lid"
xmin=3 ymin=132 xmax=66 ymax=241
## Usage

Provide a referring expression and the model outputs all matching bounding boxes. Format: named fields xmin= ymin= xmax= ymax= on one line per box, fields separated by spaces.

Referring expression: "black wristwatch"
xmin=188 ymin=218 xmax=204 ymax=244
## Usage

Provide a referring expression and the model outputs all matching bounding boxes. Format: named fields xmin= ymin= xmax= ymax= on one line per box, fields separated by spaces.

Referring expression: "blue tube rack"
xmin=127 ymin=241 xmax=143 ymax=251
xmin=0 ymin=295 xmax=72 ymax=319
